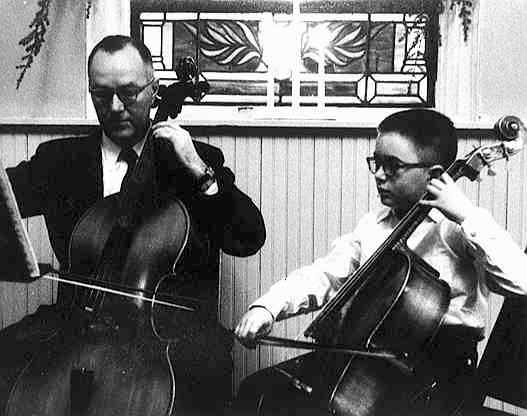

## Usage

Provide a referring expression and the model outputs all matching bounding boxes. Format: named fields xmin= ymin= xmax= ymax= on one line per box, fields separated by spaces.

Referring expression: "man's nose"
xmin=110 ymin=93 xmax=125 ymax=112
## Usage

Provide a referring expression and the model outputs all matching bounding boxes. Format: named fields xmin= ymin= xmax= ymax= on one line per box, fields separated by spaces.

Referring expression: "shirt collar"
xmin=375 ymin=205 xmax=444 ymax=224
xmin=101 ymin=130 xmax=148 ymax=163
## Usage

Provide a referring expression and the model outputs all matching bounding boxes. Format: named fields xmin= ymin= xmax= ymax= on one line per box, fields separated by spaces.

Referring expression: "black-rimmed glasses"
xmin=89 ymin=78 xmax=155 ymax=106
xmin=366 ymin=155 xmax=433 ymax=177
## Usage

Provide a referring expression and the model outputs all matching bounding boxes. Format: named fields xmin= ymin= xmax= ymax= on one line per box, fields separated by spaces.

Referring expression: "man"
xmin=234 ymin=109 xmax=527 ymax=416
xmin=0 ymin=35 xmax=265 ymax=414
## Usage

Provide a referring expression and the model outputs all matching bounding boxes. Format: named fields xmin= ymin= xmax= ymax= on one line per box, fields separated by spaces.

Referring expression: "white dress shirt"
xmin=252 ymin=206 xmax=527 ymax=338
xmin=101 ymin=133 xmax=146 ymax=197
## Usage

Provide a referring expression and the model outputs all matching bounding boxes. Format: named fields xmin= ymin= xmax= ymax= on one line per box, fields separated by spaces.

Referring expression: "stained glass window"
xmin=133 ymin=4 xmax=438 ymax=109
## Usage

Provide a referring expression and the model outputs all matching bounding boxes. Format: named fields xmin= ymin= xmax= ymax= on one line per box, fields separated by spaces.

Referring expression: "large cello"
xmin=3 ymin=58 xmax=232 ymax=416
xmin=241 ymin=116 xmax=525 ymax=416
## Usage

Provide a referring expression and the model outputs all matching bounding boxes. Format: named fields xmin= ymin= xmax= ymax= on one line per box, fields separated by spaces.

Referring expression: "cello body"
xmin=5 ymin=195 xmax=232 ymax=416
xmin=313 ymin=245 xmax=449 ymax=362
xmin=327 ymin=245 xmax=450 ymax=416
xmin=238 ymin=245 xmax=450 ymax=416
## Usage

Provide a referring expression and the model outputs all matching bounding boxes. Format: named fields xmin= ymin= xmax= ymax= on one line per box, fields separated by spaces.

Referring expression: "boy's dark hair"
xmin=88 ymin=35 xmax=153 ymax=77
xmin=378 ymin=109 xmax=458 ymax=168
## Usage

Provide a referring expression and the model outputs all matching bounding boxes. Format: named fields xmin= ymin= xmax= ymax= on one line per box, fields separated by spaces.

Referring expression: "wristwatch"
xmin=197 ymin=165 xmax=216 ymax=193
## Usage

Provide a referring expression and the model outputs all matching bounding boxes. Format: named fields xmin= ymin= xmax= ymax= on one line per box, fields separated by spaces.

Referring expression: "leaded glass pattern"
xmin=138 ymin=11 xmax=435 ymax=107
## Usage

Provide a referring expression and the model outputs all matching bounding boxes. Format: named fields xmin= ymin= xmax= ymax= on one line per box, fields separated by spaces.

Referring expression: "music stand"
xmin=0 ymin=158 xmax=40 ymax=281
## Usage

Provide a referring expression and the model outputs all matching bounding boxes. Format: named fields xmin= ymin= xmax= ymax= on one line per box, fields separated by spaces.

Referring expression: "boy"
xmin=234 ymin=109 xmax=527 ymax=415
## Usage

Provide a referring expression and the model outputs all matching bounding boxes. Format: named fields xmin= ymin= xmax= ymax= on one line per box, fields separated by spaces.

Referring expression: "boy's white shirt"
xmin=251 ymin=206 xmax=527 ymax=338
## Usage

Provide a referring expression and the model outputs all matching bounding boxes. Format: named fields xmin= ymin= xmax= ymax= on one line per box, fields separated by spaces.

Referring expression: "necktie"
xmin=118 ymin=147 xmax=138 ymax=193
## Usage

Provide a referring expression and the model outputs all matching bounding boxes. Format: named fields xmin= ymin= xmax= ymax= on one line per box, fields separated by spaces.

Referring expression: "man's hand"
xmin=234 ymin=307 xmax=274 ymax=349
xmin=420 ymin=172 xmax=477 ymax=224
xmin=152 ymin=119 xmax=207 ymax=178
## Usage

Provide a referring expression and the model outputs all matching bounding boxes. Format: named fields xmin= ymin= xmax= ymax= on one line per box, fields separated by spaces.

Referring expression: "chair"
xmin=461 ymin=296 xmax=527 ymax=415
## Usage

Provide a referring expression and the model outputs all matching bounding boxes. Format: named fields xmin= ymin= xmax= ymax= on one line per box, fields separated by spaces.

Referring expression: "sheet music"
xmin=0 ymin=158 xmax=40 ymax=280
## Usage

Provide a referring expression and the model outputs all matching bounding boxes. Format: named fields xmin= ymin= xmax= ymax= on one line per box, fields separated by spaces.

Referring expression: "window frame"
xmin=130 ymin=0 xmax=441 ymax=125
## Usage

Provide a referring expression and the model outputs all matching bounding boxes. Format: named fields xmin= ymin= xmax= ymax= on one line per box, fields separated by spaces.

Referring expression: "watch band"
xmin=197 ymin=165 xmax=216 ymax=193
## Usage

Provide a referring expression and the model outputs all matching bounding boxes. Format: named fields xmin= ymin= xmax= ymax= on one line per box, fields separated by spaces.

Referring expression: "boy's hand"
xmin=420 ymin=172 xmax=477 ymax=224
xmin=234 ymin=307 xmax=274 ymax=348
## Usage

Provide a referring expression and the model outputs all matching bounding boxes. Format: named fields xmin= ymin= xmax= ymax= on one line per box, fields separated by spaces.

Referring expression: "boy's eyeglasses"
xmin=89 ymin=78 xmax=155 ymax=106
xmin=366 ymin=155 xmax=433 ymax=177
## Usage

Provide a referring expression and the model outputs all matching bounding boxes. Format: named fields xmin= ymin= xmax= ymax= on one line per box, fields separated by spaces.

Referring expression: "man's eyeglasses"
xmin=366 ymin=155 xmax=433 ymax=177
xmin=89 ymin=78 xmax=155 ymax=106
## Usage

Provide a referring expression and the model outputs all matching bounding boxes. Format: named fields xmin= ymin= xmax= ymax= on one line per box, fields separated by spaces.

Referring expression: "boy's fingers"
xmin=428 ymin=178 xmax=444 ymax=188
xmin=440 ymin=172 xmax=455 ymax=184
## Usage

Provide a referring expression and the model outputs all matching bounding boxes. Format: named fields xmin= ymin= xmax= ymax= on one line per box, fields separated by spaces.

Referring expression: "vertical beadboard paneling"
xmin=235 ymin=134 xmax=263 ymax=383
xmin=313 ymin=137 xmax=331 ymax=258
xmin=287 ymin=134 xmax=317 ymax=353
xmin=341 ymin=131 xmax=376 ymax=234
xmin=283 ymin=134 xmax=303 ymax=359
xmin=257 ymin=132 xmax=278 ymax=371
xmin=325 ymin=136 xmax=343 ymax=244
xmin=283 ymin=134 xmax=315 ymax=360
xmin=264 ymin=134 xmax=289 ymax=367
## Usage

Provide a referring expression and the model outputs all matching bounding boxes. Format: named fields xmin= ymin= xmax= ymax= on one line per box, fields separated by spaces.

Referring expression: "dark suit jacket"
xmin=6 ymin=129 xmax=266 ymax=313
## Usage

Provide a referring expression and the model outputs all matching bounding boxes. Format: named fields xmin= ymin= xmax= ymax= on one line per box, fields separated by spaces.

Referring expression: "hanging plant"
xmin=16 ymin=0 xmax=93 ymax=89
xmin=16 ymin=0 xmax=51 ymax=90
xmin=450 ymin=0 xmax=473 ymax=42
xmin=86 ymin=0 xmax=92 ymax=19
xmin=437 ymin=0 xmax=474 ymax=42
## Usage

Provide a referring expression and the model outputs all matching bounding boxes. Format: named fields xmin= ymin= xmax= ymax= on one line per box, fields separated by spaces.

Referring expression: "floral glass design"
xmin=137 ymin=11 xmax=435 ymax=107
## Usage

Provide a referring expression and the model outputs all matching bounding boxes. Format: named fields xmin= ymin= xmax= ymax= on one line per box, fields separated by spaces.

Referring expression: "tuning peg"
xmin=487 ymin=167 xmax=496 ymax=177
xmin=494 ymin=116 xmax=522 ymax=141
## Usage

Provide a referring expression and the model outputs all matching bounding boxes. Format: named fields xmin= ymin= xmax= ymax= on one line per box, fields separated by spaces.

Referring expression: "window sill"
xmin=0 ymin=112 xmax=500 ymax=132
xmin=174 ymin=106 xmax=499 ymax=131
